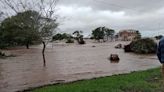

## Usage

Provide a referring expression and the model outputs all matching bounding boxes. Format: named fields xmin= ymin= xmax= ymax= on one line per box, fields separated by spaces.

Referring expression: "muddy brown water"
xmin=0 ymin=41 xmax=161 ymax=92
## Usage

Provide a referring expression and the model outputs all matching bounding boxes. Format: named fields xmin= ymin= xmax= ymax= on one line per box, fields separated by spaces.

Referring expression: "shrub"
xmin=78 ymin=37 xmax=86 ymax=44
xmin=124 ymin=44 xmax=132 ymax=52
xmin=124 ymin=38 xmax=157 ymax=54
xmin=0 ymin=51 xmax=6 ymax=58
xmin=78 ymin=40 xmax=86 ymax=44
xmin=66 ymin=38 xmax=74 ymax=43
xmin=131 ymin=38 xmax=156 ymax=54
xmin=0 ymin=44 xmax=8 ymax=49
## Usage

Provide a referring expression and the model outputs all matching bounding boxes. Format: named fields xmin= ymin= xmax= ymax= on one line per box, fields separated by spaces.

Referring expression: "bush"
xmin=124 ymin=38 xmax=157 ymax=54
xmin=0 ymin=44 xmax=8 ymax=49
xmin=77 ymin=38 xmax=86 ymax=44
xmin=0 ymin=51 xmax=6 ymax=58
xmin=66 ymin=38 xmax=74 ymax=43
xmin=53 ymin=33 xmax=73 ymax=41
xmin=124 ymin=44 xmax=132 ymax=52
xmin=78 ymin=40 xmax=86 ymax=44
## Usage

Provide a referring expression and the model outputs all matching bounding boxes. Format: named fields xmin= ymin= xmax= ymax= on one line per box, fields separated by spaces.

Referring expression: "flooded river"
xmin=0 ymin=41 xmax=161 ymax=92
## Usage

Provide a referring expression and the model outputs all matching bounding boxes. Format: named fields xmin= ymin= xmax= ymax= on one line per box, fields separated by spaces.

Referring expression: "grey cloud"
xmin=59 ymin=0 xmax=164 ymax=14
xmin=56 ymin=3 xmax=164 ymax=37
xmin=0 ymin=0 xmax=164 ymax=37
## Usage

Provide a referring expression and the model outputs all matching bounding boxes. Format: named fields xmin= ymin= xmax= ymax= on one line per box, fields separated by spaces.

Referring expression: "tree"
xmin=0 ymin=10 xmax=41 ymax=49
xmin=0 ymin=11 xmax=4 ymax=55
xmin=73 ymin=30 xmax=85 ymax=44
xmin=92 ymin=27 xmax=115 ymax=41
xmin=0 ymin=0 xmax=59 ymax=67
xmin=105 ymin=28 xmax=115 ymax=41
xmin=134 ymin=30 xmax=141 ymax=40
xmin=52 ymin=33 xmax=73 ymax=41
xmin=92 ymin=27 xmax=105 ymax=42
xmin=124 ymin=38 xmax=157 ymax=54
xmin=53 ymin=33 xmax=63 ymax=41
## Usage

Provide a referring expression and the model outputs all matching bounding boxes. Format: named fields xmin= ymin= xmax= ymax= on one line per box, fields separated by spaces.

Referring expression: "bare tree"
xmin=0 ymin=0 xmax=59 ymax=66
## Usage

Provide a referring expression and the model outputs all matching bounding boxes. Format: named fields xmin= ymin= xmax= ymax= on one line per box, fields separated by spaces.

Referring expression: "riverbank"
xmin=30 ymin=68 xmax=164 ymax=92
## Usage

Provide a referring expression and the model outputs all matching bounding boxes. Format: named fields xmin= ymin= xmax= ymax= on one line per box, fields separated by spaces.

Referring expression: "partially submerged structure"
xmin=117 ymin=29 xmax=139 ymax=41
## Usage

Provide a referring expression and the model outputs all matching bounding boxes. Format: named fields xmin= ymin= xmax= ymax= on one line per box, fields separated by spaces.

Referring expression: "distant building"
xmin=117 ymin=29 xmax=139 ymax=41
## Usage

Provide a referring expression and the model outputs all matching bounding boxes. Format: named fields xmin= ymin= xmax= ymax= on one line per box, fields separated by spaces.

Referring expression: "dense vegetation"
xmin=0 ymin=51 xmax=6 ymax=58
xmin=0 ymin=10 xmax=41 ymax=49
xmin=0 ymin=0 xmax=59 ymax=66
xmin=30 ymin=68 xmax=164 ymax=92
xmin=53 ymin=31 xmax=85 ymax=44
xmin=125 ymin=38 xmax=157 ymax=54
xmin=92 ymin=27 xmax=115 ymax=42
xmin=53 ymin=33 xmax=73 ymax=41
xmin=52 ymin=33 xmax=74 ymax=43
xmin=134 ymin=30 xmax=142 ymax=40
xmin=0 ymin=9 xmax=58 ymax=66
xmin=73 ymin=30 xmax=85 ymax=44
xmin=66 ymin=38 xmax=74 ymax=43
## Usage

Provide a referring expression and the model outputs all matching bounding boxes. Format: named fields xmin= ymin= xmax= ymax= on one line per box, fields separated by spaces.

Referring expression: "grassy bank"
xmin=31 ymin=68 xmax=164 ymax=92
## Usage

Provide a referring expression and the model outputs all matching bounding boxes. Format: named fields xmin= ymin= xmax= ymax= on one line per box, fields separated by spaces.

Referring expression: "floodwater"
xmin=0 ymin=41 xmax=161 ymax=92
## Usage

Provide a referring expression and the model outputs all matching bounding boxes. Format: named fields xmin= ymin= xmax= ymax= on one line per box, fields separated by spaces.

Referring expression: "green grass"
xmin=31 ymin=68 xmax=164 ymax=92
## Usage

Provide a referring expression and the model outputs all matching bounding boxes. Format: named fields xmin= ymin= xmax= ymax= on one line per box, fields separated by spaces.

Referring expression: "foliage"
xmin=66 ymin=38 xmax=74 ymax=43
xmin=73 ymin=31 xmax=85 ymax=44
xmin=0 ymin=10 xmax=41 ymax=49
xmin=39 ymin=18 xmax=58 ymax=41
xmin=125 ymin=38 xmax=157 ymax=54
xmin=0 ymin=27 xmax=7 ymax=49
xmin=0 ymin=51 xmax=5 ymax=57
xmin=134 ymin=31 xmax=142 ymax=40
xmin=92 ymin=27 xmax=115 ymax=41
xmin=124 ymin=44 xmax=132 ymax=52
xmin=53 ymin=33 xmax=64 ymax=40
xmin=31 ymin=68 xmax=163 ymax=92
xmin=92 ymin=27 xmax=105 ymax=41
xmin=105 ymin=28 xmax=115 ymax=41
xmin=53 ymin=33 xmax=73 ymax=41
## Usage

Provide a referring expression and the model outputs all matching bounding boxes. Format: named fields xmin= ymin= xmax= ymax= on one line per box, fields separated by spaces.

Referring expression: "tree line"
xmin=52 ymin=27 xmax=115 ymax=43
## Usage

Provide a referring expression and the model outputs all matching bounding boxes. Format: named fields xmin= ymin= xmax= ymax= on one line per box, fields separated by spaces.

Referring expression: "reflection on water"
xmin=110 ymin=60 xmax=120 ymax=63
xmin=0 ymin=41 xmax=161 ymax=92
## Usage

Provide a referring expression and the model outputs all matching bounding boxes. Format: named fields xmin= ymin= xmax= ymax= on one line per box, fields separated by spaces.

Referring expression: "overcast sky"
xmin=0 ymin=0 xmax=163 ymax=37
xmin=56 ymin=0 xmax=164 ymax=37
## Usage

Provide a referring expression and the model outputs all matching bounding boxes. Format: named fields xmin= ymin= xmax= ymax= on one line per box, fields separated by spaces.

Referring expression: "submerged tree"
xmin=73 ymin=30 xmax=85 ymax=44
xmin=92 ymin=27 xmax=105 ymax=42
xmin=134 ymin=30 xmax=141 ymax=40
xmin=53 ymin=33 xmax=73 ymax=41
xmin=92 ymin=27 xmax=115 ymax=42
xmin=105 ymin=28 xmax=115 ymax=41
xmin=39 ymin=17 xmax=58 ymax=66
xmin=124 ymin=38 xmax=157 ymax=54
